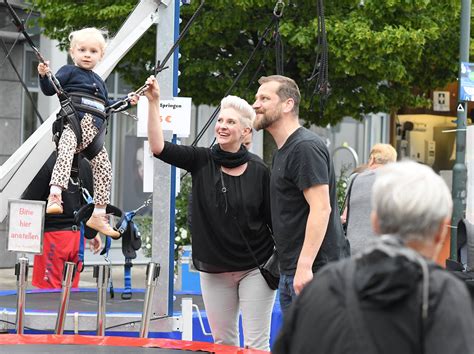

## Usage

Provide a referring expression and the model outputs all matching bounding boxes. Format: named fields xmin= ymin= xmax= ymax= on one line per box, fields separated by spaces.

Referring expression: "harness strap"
xmin=55 ymin=96 xmax=82 ymax=146
xmin=81 ymin=121 xmax=107 ymax=160
xmin=122 ymin=259 xmax=133 ymax=300
xmin=69 ymin=92 xmax=107 ymax=120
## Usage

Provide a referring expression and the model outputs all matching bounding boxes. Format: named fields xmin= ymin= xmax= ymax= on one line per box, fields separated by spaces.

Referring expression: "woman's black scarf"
xmin=210 ymin=144 xmax=250 ymax=168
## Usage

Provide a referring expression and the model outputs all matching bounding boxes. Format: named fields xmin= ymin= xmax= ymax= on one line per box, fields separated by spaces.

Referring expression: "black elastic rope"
xmin=307 ymin=0 xmax=330 ymax=117
xmin=274 ymin=19 xmax=284 ymax=75
xmin=3 ymin=0 xmax=64 ymax=95
xmin=0 ymin=32 xmax=21 ymax=69
xmin=155 ymin=0 xmax=206 ymax=75
xmin=108 ymin=0 xmax=206 ymax=113
xmin=0 ymin=38 xmax=44 ymax=124
xmin=191 ymin=15 xmax=279 ymax=147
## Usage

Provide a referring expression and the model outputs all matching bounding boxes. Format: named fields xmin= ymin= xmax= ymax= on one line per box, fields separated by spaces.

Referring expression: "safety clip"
xmin=273 ymin=0 xmax=285 ymax=18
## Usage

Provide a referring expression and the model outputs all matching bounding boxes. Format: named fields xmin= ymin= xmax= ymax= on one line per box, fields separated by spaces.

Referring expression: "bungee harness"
xmin=4 ymin=0 xmax=126 ymax=164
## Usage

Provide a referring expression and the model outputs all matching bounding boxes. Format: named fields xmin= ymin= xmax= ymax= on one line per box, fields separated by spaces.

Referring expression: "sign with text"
xmin=137 ymin=96 xmax=192 ymax=138
xmin=467 ymin=126 xmax=474 ymax=224
xmin=7 ymin=199 xmax=44 ymax=254
xmin=460 ymin=62 xmax=474 ymax=102
xmin=433 ymin=91 xmax=450 ymax=112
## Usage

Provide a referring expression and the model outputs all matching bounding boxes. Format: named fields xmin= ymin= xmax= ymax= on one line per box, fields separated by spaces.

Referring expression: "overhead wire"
xmin=0 ymin=38 xmax=44 ymax=124
xmin=191 ymin=1 xmax=286 ymax=148
xmin=307 ymin=0 xmax=330 ymax=118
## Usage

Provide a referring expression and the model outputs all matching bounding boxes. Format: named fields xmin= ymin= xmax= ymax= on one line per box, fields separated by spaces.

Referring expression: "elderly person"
xmin=273 ymin=161 xmax=474 ymax=354
xmin=343 ymin=143 xmax=397 ymax=255
xmin=144 ymin=76 xmax=275 ymax=350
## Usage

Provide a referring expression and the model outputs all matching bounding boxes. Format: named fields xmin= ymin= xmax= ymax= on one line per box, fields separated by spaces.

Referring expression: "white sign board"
xmin=7 ymin=199 xmax=44 ymax=254
xmin=433 ymin=91 xmax=450 ymax=112
xmin=467 ymin=126 xmax=474 ymax=224
xmin=137 ymin=96 xmax=192 ymax=138
xmin=143 ymin=140 xmax=154 ymax=193
xmin=143 ymin=140 xmax=182 ymax=195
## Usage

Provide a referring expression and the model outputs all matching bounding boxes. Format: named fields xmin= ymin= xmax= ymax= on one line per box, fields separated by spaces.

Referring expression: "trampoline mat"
xmin=0 ymin=334 xmax=269 ymax=354
xmin=0 ymin=345 xmax=202 ymax=354
xmin=0 ymin=291 xmax=204 ymax=313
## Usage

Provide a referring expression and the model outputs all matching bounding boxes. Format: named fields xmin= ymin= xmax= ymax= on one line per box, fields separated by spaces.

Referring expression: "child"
xmin=38 ymin=27 xmax=138 ymax=239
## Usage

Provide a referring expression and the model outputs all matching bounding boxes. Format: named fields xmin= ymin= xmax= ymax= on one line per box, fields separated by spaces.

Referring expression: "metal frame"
xmin=1 ymin=0 xmax=189 ymax=336
xmin=0 ymin=309 xmax=182 ymax=334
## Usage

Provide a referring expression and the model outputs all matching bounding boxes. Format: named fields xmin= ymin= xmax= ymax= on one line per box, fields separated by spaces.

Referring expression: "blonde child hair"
xmin=68 ymin=27 xmax=107 ymax=56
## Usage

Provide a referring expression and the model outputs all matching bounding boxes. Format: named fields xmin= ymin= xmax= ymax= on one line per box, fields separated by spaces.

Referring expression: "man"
xmin=273 ymin=161 xmax=474 ymax=354
xmin=22 ymin=152 xmax=101 ymax=288
xmin=253 ymin=75 xmax=349 ymax=311
xmin=343 ymin=143 xmax=397 ymax=255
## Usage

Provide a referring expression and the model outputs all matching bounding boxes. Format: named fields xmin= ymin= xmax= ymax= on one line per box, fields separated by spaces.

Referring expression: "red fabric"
xmin=32 ymin=230 xmax=82 ymax=289
xmin=0 ymin=334 xmax=269 ymax=353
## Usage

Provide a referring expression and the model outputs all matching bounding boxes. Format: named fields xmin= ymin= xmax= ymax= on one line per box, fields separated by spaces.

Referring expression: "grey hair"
xmin=372 ymin=160 xmax=452 ymax=242
xmin=220 ymin=95 xmax=255 ymax=129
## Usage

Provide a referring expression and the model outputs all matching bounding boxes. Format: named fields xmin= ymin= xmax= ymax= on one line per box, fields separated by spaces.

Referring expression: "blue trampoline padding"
xmin=0 ymin=288 xmax=205 ymax=296
xmin=0 ymin=334 xmax=271 ymax=354
xmin=0 ymin=288 xmax=283 ymax=348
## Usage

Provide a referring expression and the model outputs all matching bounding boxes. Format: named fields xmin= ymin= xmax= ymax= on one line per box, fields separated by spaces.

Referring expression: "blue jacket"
xmin=40 ymin=65 xmax=113 ymax=103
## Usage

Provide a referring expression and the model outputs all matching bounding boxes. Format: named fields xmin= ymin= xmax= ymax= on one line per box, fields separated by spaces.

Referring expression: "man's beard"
xmin=253 ymin=109 xmax=281 ymax=131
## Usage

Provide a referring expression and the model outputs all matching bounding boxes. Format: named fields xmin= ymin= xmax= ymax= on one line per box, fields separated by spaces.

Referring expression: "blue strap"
xmin=79 ymin=225 xmax=85 ymax=258
xmin=77 ymin=187 xmax=94 ymax=272
xmin=123 ymin=260 xmax=132 ymax=295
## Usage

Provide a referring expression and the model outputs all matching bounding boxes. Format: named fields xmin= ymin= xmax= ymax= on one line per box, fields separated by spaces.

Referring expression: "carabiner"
xmin=82 ymin=187 xmax=93 ymax=204
xmin=273 ymin=0 xmax=285 ymax=18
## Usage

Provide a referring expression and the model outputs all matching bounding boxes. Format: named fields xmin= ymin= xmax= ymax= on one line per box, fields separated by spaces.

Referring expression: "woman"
xmin=144 ymin=76 xmax=275 ymax=350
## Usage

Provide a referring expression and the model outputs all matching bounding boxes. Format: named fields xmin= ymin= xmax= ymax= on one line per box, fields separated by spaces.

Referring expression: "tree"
xmin=29 ymin=0 xmax=462 ymax=126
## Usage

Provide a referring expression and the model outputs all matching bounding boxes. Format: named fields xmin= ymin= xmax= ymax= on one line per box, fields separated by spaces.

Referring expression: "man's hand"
xmin=89 ymin=234 xmax=102 ymax=254
xmin=293 ymin=265 xmax=313 ymax=295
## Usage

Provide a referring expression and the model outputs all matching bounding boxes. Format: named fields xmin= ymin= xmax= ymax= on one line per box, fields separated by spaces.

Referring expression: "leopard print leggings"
xmin=50 ymin=114 xmax=112 ymax=205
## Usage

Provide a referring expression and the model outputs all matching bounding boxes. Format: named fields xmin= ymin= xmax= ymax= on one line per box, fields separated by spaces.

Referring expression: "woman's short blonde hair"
xmin=220 ymin=95 xmax=255 ymax=129
xmin=69 ymin=27 xmax=107 ymax=53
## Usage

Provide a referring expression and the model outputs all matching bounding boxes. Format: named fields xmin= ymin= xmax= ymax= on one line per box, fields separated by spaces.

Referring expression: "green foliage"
xmin=29 ymin=0 xmax=463 ymax=126
xmin=134 ymin=214 xmax=152 ymax=258
xmin=174 ymin=174 xmax=192 ymax=258
xmin=336 ymin=165 xmax=350 ymax=213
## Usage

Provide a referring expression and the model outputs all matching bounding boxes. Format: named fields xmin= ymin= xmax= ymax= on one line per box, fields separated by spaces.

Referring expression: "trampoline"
xmin=0 ymin=334 xmax=269 ymax=353
xmin=0 ymin=288 xmax=282 ymax=348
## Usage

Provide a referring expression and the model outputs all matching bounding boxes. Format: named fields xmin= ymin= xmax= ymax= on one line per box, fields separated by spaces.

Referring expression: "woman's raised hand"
xmin=144 ymin=75 xmax=160 ymax=102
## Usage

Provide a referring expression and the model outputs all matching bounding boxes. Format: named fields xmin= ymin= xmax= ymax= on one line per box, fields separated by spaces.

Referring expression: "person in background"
xmin=22 ymin=152 xmax=101 ymax=288
xmin=252 ymin=74 xmax=349 ymax=312
xmin=242 ymin=129 xmax=253 ymax=150
xmin=342 ymin=143 xmax=397 ymax=255
xmin=273 ymin=160 xmax=474 ymax=354
xmin=145 ymin=76 xmax=275 ymax=350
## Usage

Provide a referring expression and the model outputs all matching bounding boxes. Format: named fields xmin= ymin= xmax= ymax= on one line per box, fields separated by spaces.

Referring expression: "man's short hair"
xmin=258 ymin=75 xmax=301 ymax=115
xmin=369 ymin=143 xmax=397 ymax=165
xmin=372 ymin=160 xmax=452 ymax=242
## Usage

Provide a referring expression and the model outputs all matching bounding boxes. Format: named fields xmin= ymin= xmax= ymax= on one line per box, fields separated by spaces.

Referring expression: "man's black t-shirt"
xmin=270 ymin=127 xmax=348 ymax=275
